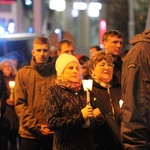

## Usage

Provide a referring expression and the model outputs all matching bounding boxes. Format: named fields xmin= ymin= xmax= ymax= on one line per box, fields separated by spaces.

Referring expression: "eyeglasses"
xmin=97 ymin=62 xmax=114 ymax=68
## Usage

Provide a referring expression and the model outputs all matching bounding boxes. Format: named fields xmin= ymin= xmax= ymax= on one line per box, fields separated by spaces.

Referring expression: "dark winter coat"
xmin=121 ymin=29 xmax=150 ymax=149
xmin=4 ymin=74 xmax=19 ymax=130
xmin=15 ymin=57 xmax=56 ymax=139
xmin=113 ymin=56 xmax=122 ymax=85
xmin=90 ymin=77 xmax=123 ymax=150
xmin=45 ymin=85 xmax=104 ymax=150
xmin=0 ymin=70 xmax=7 ymax=116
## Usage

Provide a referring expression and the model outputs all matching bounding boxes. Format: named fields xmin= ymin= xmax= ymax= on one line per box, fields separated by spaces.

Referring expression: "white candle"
xmin=119 ymin=99 xmax=123 ymax=108
xmin=82 ymin=79 xmax=93 ymax=105
xmin=82 ymin=79 xmax=93 ymax=128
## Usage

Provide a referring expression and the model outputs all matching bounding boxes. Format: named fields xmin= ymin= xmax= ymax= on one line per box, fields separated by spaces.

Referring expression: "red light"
xmin=99 ymin=19 xmax=107 ymax=48
xmin=0 ymin=0 xmax=16 ymax=4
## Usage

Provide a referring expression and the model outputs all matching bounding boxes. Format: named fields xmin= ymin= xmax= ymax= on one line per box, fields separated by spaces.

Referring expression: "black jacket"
xmin=90 ymin=77 xmax=123 ymax=150
xmin=45 ymin=85 xmax=104 ymax=150
xmin=0 ymin=70 xmax=7 ymax=116
xmin=121 ymin=29 xmax=150 ymax=150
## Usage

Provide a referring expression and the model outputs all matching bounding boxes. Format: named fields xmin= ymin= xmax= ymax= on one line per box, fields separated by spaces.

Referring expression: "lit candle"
xmin=9 ymin=81 xmax=15 ymax=89
xmin=82 ymin=79 xmax=93 ymax=105
xmin=119 ymin=99 xmax=123 ymax=108
xmin=9 ymin=81 xmax=15 ymax=99
xmin=82 ymin=79 xmax=93 ymax=128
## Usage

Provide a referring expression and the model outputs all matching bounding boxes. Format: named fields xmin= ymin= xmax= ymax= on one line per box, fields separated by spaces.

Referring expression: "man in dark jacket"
xmin=14 ymin=37 xmax=56 ymax=150
xmin=121 ymin=29 xmax=150 ymax=150
xmin=102 ymin=30 xmax=123 ymax=85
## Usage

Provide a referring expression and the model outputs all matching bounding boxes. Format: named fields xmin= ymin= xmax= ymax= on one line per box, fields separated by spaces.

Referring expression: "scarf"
xmin=56 ymin=80 xmax=81 ymax=92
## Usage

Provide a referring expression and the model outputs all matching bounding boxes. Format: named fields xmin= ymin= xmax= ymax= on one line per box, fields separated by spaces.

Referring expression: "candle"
xmin=82 ymin=79 xmax=93 ymax=128
xmin=9 ymin=81 xmax=15 ymax=99
xmin=9 ymin=81 xmax=15 ymax=89
xmin=82 ymin=79 xmax=93 ymax=105
xmin=119 ymin=99 xmax=123 ymax=108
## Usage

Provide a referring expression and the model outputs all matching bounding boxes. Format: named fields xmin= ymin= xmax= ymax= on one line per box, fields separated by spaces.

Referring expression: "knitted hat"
xmin=55 ymin=54 xmax=79 ymax=76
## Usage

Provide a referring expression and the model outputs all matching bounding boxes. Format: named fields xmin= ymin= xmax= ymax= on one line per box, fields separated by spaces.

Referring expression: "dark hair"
xmin=102 ymin=30 xmax=123 ymax=42
xmin=90 ymin=45 xmax=102 ymax=51
xmin=58 ymin=39 xmax=75 ymax=52
xmin=78 ymin=55 xmax=89 ymax=65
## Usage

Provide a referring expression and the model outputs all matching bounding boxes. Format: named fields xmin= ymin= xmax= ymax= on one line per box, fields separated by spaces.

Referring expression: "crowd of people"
xmin=0 ymin=28 xmax=149 ymax=150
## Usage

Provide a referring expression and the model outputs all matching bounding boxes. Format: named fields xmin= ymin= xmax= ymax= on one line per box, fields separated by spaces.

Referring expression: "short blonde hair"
xmin=33 ymin=36 xmax=51 ymax=49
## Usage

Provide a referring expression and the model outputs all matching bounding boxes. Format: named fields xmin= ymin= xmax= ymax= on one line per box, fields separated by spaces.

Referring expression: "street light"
xmin=73 ymin=2 xmax=87 ymax=10
xmin=49 ymin=0 xmax=66 ymax=11
xmin=88 ymin=2 xmax=102 ymax=17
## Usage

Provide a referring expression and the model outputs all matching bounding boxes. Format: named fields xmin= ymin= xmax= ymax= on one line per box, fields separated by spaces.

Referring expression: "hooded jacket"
xmin=14 ymin=57 xmax=56 ymax=139
xmin=121 ymin=29 xmax=150 ymax=149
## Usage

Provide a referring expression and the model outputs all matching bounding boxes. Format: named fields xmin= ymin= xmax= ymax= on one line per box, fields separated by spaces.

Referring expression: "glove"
xmin=81 ymin=105 xmax=93 ymax=119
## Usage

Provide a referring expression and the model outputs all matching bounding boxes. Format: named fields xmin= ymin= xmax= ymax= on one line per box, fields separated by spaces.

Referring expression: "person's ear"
xmin=57 ymin=50 xmax=60 ymax=56
xmin=31 ymin=50 xmax=34 ymax=55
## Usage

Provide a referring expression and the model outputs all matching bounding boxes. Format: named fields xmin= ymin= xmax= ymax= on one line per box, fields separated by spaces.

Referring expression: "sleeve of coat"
xmin=45 ymin=87 xmax=85 ymax=131
xmin=14 ymin=68 xmax=41 ymax=134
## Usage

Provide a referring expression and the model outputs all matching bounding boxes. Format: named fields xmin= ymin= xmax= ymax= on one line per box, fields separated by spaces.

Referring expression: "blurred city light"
xmin=72 ymin=9 xmax=79 ymax=17
xmin=73 ymin=2 xmax=87 ymax=10
xmin=7 ymin=22 xmax=15 ymax=33
xmin=0 ymin=26 xmax=5 ymax=34
xmin=28 ymin=26 xmax=34 ymax=33
xmin=89 ymin=2 xmax=102 ymax=10
xmin=88 ymin=2 xmax=102 ymax=17
xmin=55 ymin=28 xmax=61 ymax=34
xmin=99 ymin=19 xmax=107 ymax=48
xmin=49 ymin=0 xmax=66 ymax=11
xmin=24 ymin=0 xmax=32 ymax=5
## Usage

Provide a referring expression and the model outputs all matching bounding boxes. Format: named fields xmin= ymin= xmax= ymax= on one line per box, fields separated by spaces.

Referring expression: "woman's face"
xmin=62 ymin=61 xmax=81 ymax=82
xmin=2 ymin=61 xmax=13 ymax=77
xmin=92 ymin=60 xmax=113 ymax=83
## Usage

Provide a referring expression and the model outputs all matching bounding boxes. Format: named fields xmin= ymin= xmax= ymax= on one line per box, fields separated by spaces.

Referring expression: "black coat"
xmin=3 ymin=75 xmax=19 ymax=130
xmin=45 ymin=85 xmax=104 ymax=150
xmin=0 ymin=70 xmax=7 ymax=116
xmin=90 ymin=77 xmax=123 ymax=150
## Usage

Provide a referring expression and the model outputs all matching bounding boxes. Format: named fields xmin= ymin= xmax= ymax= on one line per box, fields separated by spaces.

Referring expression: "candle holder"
xmin=9 ymin=81 xmax=15 ymax=99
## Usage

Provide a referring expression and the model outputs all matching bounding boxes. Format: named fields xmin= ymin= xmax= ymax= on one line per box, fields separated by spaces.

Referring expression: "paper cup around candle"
xmin=82 ymin=79 xmax=93 ymax=91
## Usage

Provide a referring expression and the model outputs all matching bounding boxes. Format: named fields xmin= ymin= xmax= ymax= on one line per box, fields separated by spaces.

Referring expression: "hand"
xmin=93 ymin=108 xmax=101 ymax=118
xmin=40 ymin=125 xmax=54 ymax=135
xmin=6 ymin=98 xmax=14 ymax=106
xmin=81 ymin=105 xmax=93 ymax=119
